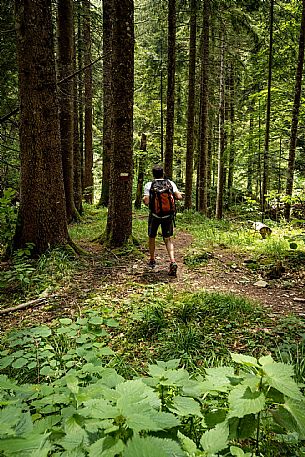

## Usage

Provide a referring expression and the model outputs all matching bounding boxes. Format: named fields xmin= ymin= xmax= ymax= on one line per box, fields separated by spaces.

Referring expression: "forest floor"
xmin=1 ymin=228 xmax=305 ymax=335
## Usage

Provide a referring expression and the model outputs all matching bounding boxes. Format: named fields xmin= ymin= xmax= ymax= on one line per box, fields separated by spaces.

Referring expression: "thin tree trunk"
xmin=14 ymin=0 xmax=69 ymax=255
xmin=134 ymin=133 xmax=146 ymax=209
xmin=99 ymin=0 xmax=113 ymax=207
xmin=284 ymin=0 xmax=305 ymax=221
xmin=77 ymin=2 xmax=84 ymax=195
xmin=227 ymin=63 xmax=235 ymax=206
xmin=164 ymin=0 xmax=176 ymax=179
xmin=215 ymin=28 xmax=225 ymax=220
xmin=106 ymin=0 xmax=134 ymax=247
xmin=262 ymin=0 xmax=274 ymax=219
xmin=247 ymin=103 xmax=254 ymax=196
xmin=73 ymin=15 xmax=83 ymax=214
xmin=83 ymin=0 xmax=93 ymax=203
xmin=57 ymin=0 xmax=78 ymax=222
xmin=184 ymin=0 xmax=197 ymax=210
xmin=197 ymin=0 xmax=209 ymax=214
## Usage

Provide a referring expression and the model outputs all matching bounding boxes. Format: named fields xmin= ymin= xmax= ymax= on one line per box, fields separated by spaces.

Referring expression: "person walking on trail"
xmin=143 ymin=164 xmax=183 ymax=277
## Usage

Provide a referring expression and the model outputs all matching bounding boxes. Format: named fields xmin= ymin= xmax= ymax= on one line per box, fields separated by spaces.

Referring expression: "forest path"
xmin=1 ymin=229 xmax=305 ymax=333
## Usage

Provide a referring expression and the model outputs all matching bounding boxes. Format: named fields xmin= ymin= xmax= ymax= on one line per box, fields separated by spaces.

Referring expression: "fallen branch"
xmin=293 ymin=297 xmax=305 ymax=303
xmin=0 ymin=295 xmax=58 ymax=315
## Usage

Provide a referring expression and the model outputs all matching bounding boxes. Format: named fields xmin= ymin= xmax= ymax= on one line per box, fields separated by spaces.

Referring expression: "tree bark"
xmin=197 ymin=0 xmax=209 ymax=214
xmin=164 ymin=0 xmax=176 ymax=179
xmin=83 ymin=0 xmax=93 ymax=203
xmin=14 ymin=0 xmax=69 ymax=255
xmin=106 ymin=0 xmax=134 ymax=247
xmin=284 ymin=0 xmax=305 ymax=221
xmin=184 ymin=0 xmax=197 ymax=210
xmin=134 ymin=133 xmax=146 ymax=209
xmin=73 ymin=14 xmax=83 ymax=214
xmin=262 ymin=0 xmax=274 ymax=218
xmin=57 ymin=0 xmax=78 ymax=223
xmin=215 ymin=27 xmax=225 ymax=220
xmin=227 ymin=63 xmax=235 ymax=206
xmin=99 ymin=0 xmax=113 ymax=208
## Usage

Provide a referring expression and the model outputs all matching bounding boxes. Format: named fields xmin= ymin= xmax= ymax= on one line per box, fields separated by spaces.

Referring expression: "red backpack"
xmin=149 ymin=179 xmax=176 ymax=217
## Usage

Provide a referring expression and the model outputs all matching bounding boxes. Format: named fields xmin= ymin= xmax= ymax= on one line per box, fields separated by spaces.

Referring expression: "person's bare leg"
xmin=149 ymin=236 xmax=156 ymax=261
xmin=164 ymin=237 xmax=175 ymax=263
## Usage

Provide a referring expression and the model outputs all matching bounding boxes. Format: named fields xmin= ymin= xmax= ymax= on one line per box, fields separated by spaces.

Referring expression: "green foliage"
xmin=0 ymin=310 xmax=117 ymax=383
xmin=1 ymin=314 xmax=305 ymax=457
xmin=0 ymin=247 xmax=75 ymax=298
xmin=0 ymin=188 xmax=18 ymax=251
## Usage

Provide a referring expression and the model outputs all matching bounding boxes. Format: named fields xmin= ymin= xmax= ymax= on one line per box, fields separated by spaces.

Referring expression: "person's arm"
xmin=143 ymin=195 xmax=149 ymax=206
xmin=174 ymin=191 xmax=183 ymax=200
xmin=143 ymin=182 xmax=150 ymax=206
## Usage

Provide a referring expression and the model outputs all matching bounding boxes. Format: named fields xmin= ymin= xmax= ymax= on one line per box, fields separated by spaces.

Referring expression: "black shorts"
xmin=148 ymin=213 xmax=174 ymax=238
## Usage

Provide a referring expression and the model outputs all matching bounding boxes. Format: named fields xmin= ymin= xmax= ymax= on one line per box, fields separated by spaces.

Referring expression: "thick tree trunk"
xmin=106 ymin=0 xmax=134 ymax=247
xmin=14 ymin=0 xmax=69 ymax=255
xmin=184 ymin=0 xmax=197 ymax=210
xmin=164 ymin=0 xmax=176 ymax=179
xmin=99 ymin=0 xmax=113 ymax=208
xmin=285 ymin=0 xmax=305 ymax=221
xmin=215 ymin=28 xmax=225 ymax=220
xmin=57 ymin=0 xmax=78 ymax=223
xmin=197 ymin=0 xmax=209 ymax=214
xmin=83 ymin=0 xmax=93 ymax=203
xmin=262 ymin=0 xmax=274 ymax=218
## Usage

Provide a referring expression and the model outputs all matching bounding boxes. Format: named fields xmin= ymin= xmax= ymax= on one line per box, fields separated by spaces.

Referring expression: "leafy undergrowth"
xmin=1 ymin=310 xmax=305 ymax=456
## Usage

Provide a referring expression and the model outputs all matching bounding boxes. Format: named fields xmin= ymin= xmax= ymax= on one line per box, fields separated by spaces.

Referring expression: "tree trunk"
xmin=99 ymin=0 xmax=113 ymax=208
xmin=57 ymin=0 xmax=78 ymax=223
xmin=106 ymin=0 xmax=134 ymax=247
xmin=262 ymin=0 xmax=274 ymax=218
xmin=215 ymin=28 xmax=225 ymax=220
xmin=73 ymin=16 xmax=83 ymax=215
xmin=197 ymin=0 xmax=209 ymax=214
xmin=227 ymin=63 xmax=235 ymax=206
xmin=14 ymin=0 xmax=69 ymax=255
xmin=134 ymin=133 xmax=146 ymax=209
xmin=184 ymin=0 xmax=197 ymax=210
xmin=83 ymin=0 xmax=93 ymax=203
xmin=284 ymin=0 xmax=305 ymax=221
xmin=247 ymin=102 xmax=254 ymax=196
xmin=164 ymin=0 xmax=176 ymax=179
xmin=77 ymin=1 xmax=84 ymax=196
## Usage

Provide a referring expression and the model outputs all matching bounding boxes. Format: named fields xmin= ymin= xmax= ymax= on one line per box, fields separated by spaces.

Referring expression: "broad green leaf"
xmin=105 ymin=318 xmax=119 ymax=328
xmin=169 ymin=396 xmax=202 ymax=417
xmin=89 ymin=437 xmax=124 ymax=457
xmin=99 ymin=347 xmax=115 ymax=356
xmin=262 ymin=363 xmax=303 ymax=400
xmin=30 ymin=326 xmax=52 ymax=338
xmin=0 ymin=405 xmax=22 ymax=432
xmin=116 ymin=379 xmax=160 ymax=410
xmin=202 ymin=366 xmax=235 ymax=392
xmin=228 ymin=385 xmax=265 ymax=418
xmin=177 ymin=431 xmax=198 ymax=454
xmin=123 ymin=435 xmax=186 ymax=457
xmin=125 ymin=410 xmax=179 ymax=432
xmin=283 ymin=398 xmax=305 ymax=438
xmin=59 ymin=318 xmax=73 ymax=325
xmin=15 ymin=412 xmax=33 ymax=436
xmin=258 ymin=355 xmax=274 ymax=366
xmin=0 ymin=355 xmax=14 ymax=369
xmin=79 ymin=399 xmax=118 ymax=420
xmin=200 ymin=421 xmax=229 ymax=454
xmin=12 ymin=357 xmax=28 ymax=369
xmin=230 ymin=353 xmax=259 ymax=368
xmin=230 ymin=446 xmax=252 ymax=456
xmin=0 ymin=432 xmax=51 ymax=453
xmin=65 ymin=375 xmax=79 ymax=394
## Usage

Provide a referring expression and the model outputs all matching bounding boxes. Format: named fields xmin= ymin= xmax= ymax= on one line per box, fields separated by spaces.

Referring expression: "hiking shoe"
xmin=148 ymin=259 xmax=156 ymax=268
xmin=168 ymin=262 xmax=178 ymax=277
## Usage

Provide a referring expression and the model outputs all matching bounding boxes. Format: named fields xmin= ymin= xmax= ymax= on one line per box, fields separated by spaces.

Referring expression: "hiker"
xmin=143 ymin=164 xmax=183 ymax=277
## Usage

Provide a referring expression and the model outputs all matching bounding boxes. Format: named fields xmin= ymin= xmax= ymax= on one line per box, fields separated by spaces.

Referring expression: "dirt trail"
xmin=1 ymin=230 xmax=305 ymax=333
